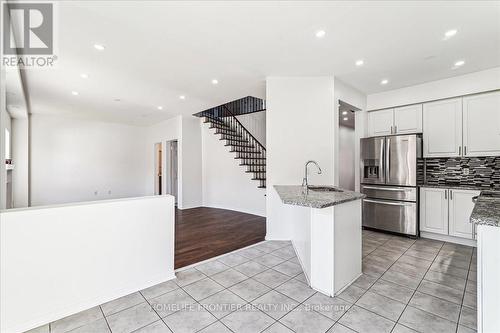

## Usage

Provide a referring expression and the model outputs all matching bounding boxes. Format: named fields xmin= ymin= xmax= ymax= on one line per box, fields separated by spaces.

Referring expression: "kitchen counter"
xmin=470 ymin=191 xmax=500 ymax=227
xmin=274 ymin=185 xmax=365 ymax=209
xmin=419 ymin=184 xmax=499 ymax=191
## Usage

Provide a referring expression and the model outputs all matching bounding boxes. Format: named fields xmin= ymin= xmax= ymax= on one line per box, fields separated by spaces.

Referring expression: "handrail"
xmin=222 ymin=105 xmax=266 ymax=152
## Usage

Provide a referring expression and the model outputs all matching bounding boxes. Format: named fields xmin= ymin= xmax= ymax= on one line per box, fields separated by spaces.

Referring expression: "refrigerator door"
xmin=362 ymin=198 xmax=418 ymax=236
xmin=360 ymin=137 xmax=385 ymax=184
xmin=386 ymin=135 xmax=418 ymax=186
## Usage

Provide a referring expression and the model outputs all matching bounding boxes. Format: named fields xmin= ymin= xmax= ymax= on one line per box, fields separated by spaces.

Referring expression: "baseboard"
xmin=421 ymin=231 xmax=477 ymax=247
xmin=11 ymin=273 xmax=176 ymax=333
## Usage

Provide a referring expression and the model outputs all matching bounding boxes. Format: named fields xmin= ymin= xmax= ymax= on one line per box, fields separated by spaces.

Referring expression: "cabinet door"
xmin=420 ymin=187 xmax=448 ymax=235
xmin=394 ymin=104 xmax=422 ymax=134
xmin=463 ymin=91 xmax=500 ymax=157
xmin=423 ymin=98 xmax=462 ymax=158
xmin=368 ymin=109 xmax=394 ymax=136
xmin=449 ymin=189 xmax=480 ymax=239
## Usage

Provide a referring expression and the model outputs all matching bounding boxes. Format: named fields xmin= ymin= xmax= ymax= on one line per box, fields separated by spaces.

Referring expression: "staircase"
xmin=195 ymin=97 xmax=266 ymax=189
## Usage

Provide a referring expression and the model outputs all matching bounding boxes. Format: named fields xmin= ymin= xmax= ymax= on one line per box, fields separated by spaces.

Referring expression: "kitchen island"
xmin=470 ymin=191 xmax=500 ymax=333
xmin=274 ymin=185 xmax=365 ymax=297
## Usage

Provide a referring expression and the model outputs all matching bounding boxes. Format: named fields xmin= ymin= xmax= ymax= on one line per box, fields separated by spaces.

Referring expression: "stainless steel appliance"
xmin=360 ymin=134 xmax=422 ymax=237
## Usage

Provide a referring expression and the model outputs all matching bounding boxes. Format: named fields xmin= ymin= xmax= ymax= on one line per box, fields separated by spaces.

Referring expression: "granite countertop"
xmin=274 ymin=185 xmax=365 ymax=209
xmin=470 ymin=191 xmax=500 ymax=227
xmin=419 ymin=184 xmax=497 ymax=191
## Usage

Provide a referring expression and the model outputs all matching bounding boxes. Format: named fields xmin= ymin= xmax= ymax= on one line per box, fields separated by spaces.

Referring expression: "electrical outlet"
xmin=463 ymin=168 xmax=470 ymax=176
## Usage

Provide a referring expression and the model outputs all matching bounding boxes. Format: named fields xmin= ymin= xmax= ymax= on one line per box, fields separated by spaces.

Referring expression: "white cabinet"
xmin=463 ymin=91 xmax=500 ymax=157
xmin=394 ymin=104 xmax=423 ymax=134
xmin=368 ymin=104 xmax=422 ymax=137
xmin=368 ymin=109 xmax=393 ymax=136
xmin=449 ymin=189 xmax=480 ymax=239
xmin=423 ymin=98 xmax=462 ymax=158
xmin=420 ymin=187 xmax=448 ymax=235
xmin=420 ymin=187 xmax=479 ymax=239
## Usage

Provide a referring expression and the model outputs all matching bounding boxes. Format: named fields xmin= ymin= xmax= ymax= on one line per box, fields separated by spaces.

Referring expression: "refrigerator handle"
xmin=385 ymin=137 xmax=390 ymax=183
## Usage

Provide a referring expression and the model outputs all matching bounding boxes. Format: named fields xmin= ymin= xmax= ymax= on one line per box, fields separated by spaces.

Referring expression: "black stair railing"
xmin=198 ymin=97 xmax=266 ymax=188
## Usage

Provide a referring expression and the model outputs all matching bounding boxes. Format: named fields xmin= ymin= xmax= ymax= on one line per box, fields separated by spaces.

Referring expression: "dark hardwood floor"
xmin=175 ymin=207 xmax=266 ymax=269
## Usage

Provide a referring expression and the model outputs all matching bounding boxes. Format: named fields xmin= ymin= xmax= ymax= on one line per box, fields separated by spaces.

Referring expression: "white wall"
xmin=266 ymin=76 xmax=336 ymax=240
xmin=236 ymin=111 xmax=266 ymax=147
xmin=11 ymin=118 xmax=28 ymax=208
xmin=201 ymin=121 xmax=266 ymax=216
xmin=0 ymin=195 xmax=175 ymax=333
xmin=367 ymin=67 xmax=500 ymax=110
xmin=30 ymin=114 xmax=149 ymax=206
xmin=179 ymin=116 xmax=203 ymax=209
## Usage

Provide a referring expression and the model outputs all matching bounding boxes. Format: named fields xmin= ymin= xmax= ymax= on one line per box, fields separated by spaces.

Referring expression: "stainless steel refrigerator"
xmin=360 ymin=134 xmax=422 ymax=237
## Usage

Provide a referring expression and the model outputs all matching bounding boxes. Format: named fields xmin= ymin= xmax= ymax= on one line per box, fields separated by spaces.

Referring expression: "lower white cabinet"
xmin=449 ymin=189 xmax=480 ymax=239
xmin=420 ymin=187 xmax=448 ymax=235
xmin=420 ymin=187 xmax=479 ymax=239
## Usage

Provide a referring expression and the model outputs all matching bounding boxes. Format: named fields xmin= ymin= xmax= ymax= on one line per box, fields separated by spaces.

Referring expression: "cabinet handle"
xmin=464 ymin=146 xmax=467 ymax=155
xmin=445 ymin=190 xmax=447 ymax=200
xmin=450 ymin=190 xmax=453 ymax=200
xmin=459 ymin=146 xmax=462 ymax=155
xmin=394 ymin=125 xmax=397 ymax=133
xmin=390 ymin=126 xmax=393 ymax=134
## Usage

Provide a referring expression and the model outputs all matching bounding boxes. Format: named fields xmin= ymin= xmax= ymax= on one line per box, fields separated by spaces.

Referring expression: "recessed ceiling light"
xmin=315 ymin=30 xmax=326 ymax=38
xmin=211 ymin=79 xmax=218 ymax=85
xmin=80 ymin=73 xmax=88 ymax=79
xmin=114 ymin=98 xmax=121 ymax=102
xmin=355 ymin=60 xmax=364 ymax=66
xmin=454 ymin=60 xmax=465 ymax=67
xmin=179 ymin=95 xmax=186 ymax=100
xmin=71 ymin=91 xmax=79 ymax=96
xmin=380 ymin=79 xmax=389 ymax=85
xmin=94 ymin=44 xmax=105 ymax=51
xmin=343 ymin=117 xmax=348 ymax=121
xmin=157 ymin=106 xmax=163 ymax=110
xmin=342 ymin=111 xmax=348 ymax=115
xmin=444 ymin=29 xmax=457 ymax=39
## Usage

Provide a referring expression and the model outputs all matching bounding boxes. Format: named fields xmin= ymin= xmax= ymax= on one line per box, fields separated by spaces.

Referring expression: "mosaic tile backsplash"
xmin=424 ymin=157 xmax=500 ymax=189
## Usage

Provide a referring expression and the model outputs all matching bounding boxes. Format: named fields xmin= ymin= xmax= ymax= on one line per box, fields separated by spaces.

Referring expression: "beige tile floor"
xmin=26 ymin=230 xmax=477 ymax=333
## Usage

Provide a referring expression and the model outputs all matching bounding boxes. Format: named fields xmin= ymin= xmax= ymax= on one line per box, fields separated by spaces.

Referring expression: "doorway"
xmin=165 ymin=140 xmax=178 ymax=204
xmin=338 ymin=101 xmax=360 ymax=191
xmin=154 ymin=143 xmax=163 ymax=195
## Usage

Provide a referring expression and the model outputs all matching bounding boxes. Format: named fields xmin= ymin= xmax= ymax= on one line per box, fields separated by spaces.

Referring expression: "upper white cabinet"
xmin=420 ymin=187 xmax=448 ymax=235
xmin=423 ymin=98 xmax=462 ymax=158
xmin=463 ymin=91 xmax=500 ymax=157
xmin=367 ymin=104 xmax=422 ymax=137
xmin=394 ymin=104 xmax=423 ymax=134
xmin=449 ymin=189 xmax=480 ymax=239
xmin=368 ymin=109 xmax=393 ymax=136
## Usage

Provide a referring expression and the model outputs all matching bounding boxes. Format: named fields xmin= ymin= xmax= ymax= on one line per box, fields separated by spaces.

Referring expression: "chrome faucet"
xmin=302 ymin=160 xmax=322 ymax=192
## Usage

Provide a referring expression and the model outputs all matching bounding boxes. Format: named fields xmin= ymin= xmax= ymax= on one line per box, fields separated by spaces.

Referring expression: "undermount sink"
xmin=307 ymin=186 xmax=343 ymax=192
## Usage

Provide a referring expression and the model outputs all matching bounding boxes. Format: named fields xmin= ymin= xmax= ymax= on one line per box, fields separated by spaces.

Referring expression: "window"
xmin=5 ymin=128 xmax=11 ymax=160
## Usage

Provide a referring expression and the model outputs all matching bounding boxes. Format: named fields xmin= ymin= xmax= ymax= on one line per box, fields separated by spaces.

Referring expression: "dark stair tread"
xmin=252 ymin=178 xmax=267 ymax=181
xmin=239 ymin=163 xmax=266 ymax=166
xmin=257 ymin=186 xmax=266 ymax=189
xmin=220 ymin=138 xmax=247 ymax=143
xmin=225 ymin=144 xmax=255 ymax=148
xmin=235 ymin=157 xmax=266 ymax=160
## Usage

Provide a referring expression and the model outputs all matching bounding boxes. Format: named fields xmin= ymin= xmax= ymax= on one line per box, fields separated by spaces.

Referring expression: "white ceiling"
xmin=10 ymin=1 xmax=500 ymax=125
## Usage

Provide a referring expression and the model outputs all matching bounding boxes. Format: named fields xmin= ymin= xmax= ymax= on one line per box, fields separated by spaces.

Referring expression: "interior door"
xmin=449 ymin=189 xmax=480 ymax=239
xmin=386 ymin=135 xmax=417 ymax=186
xmin=420 ymin=187 xmax=448 ymax=235
xmin=463 ymin=91 xmax=500 ymax=157
xmin=423 ymin=98 xmax=462 ymax=158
